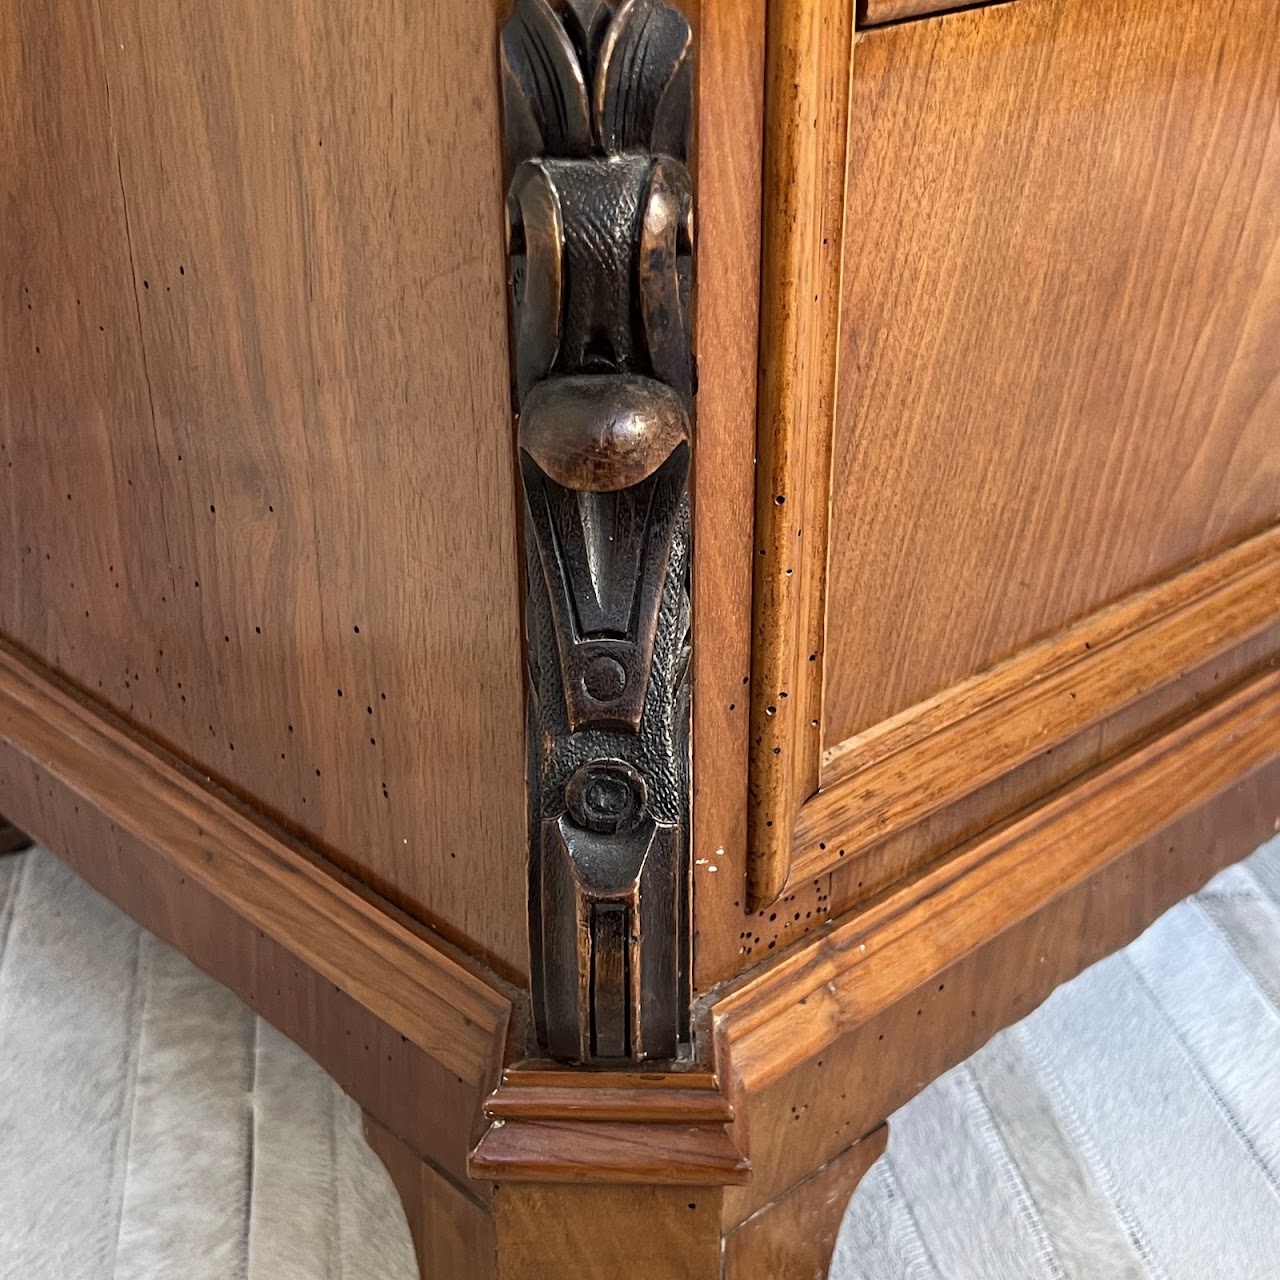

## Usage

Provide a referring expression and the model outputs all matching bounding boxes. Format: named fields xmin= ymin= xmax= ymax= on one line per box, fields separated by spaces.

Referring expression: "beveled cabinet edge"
xmin=747 ymin=0 xmax=858 ymax=908
xmin=786 ymin=524 xmax=1280 ymax=897
xmin=859 ymin=0 xmax=1016 ymax=28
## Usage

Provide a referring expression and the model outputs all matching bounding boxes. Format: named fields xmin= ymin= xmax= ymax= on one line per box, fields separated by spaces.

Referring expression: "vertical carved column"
xmin=500 ymin=0 xmax=695 ymax=1062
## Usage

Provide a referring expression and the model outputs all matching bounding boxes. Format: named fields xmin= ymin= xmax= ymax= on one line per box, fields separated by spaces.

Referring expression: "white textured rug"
xmin=2 ymin=834 xmax=1279 ymax=1279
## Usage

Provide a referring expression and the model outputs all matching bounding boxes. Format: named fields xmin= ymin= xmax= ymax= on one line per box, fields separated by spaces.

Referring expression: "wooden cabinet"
xmin=2 ymin=0 xmax=1277 ymax=1276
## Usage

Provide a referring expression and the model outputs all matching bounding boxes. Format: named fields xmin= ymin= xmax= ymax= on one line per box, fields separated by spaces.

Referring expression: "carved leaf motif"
xmin=502 ymin=0 xmax=593 ymax=171
xmin=594 ymin=0 xmax=693 ymax=159
xmin=560 ymin=0 xmax=615 ymax=73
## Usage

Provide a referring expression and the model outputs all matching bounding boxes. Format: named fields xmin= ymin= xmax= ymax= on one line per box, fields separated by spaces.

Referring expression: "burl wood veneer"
xmin=2 ymin=0 xmax=1277 ymax=1276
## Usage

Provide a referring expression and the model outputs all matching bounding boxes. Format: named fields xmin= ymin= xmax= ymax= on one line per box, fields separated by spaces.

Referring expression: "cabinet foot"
xmin=723 ymin=1127 xmax=889 ymax=1280
xmin=0 ymin=818 xmax=32 ymax=856
xmin=364 ymin=1113 xmax=498 ymax=1280
xmin=365 ymin=1109 xmax=887 ymax=1280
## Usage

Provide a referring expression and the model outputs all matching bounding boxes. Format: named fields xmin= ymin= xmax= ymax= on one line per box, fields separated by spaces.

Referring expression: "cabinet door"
xmin=746 ymin=0 xmax=1280 ymax=944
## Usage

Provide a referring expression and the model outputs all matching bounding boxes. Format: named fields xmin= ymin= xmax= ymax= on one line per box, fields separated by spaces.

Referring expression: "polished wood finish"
xmin=1 ymin=0 xmax=529 ymax=978
xmin=829 ymin=0 xmax=1280 ymax=745
xmin=685 ymin=0 xmax=767 ymax=992
xmin=370 ymin=1125 xmax=891 ymax=1279
xmin=5 ymin=0 xmax=1279 ymax=1275
xmin=716 ymin=670 xmax=1280 ymax=1223
xmin=470 ymin=1063 xmax=749 ymax=1185
xmin=794 ymin=529 xmax=1280 ymax=893
xmin=365 ymin=1114 xmax=498 ymax=1280
xmin=495 ymin=1184 xmax=724 ymax=1280
xmin=859 ymin=0 xmax=989 ymax=24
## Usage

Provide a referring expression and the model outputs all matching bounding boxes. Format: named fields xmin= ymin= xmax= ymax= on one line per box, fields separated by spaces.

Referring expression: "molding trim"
xmin=859 ymin=0 xmax=1012 ymax=27
xmin=465 ymin=668 xmax=1279 ymax=1197
xmin=0 ymin=641 xmax=514 ymax=1188
xmin=789 ymin=524 xmax=1280 ymax=896
xmin=500 ymin=0 xmax=697 ymax=1063
xmin=716 ymin=667 xmax=1280 ymax=1221
xmin=745 ymin=0 xmax=1280 ymax=921
xmin=4 ymin=631 xmax=1271 ymax=1211
xmin=747 ymin=0 xmax=858 ymax=908
xmin=469 ymin=1062 xmax=749 ymax=1185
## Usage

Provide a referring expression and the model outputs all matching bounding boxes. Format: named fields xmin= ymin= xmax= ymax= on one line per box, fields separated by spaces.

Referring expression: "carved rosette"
xmin=500 ymin=0 xmax=694 ymax=1062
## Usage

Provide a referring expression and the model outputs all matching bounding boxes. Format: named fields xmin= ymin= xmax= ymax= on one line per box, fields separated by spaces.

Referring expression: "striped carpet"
xmin=836 ymin=832 xmax=1280 ymax=1280
xmin=1 ymin=834 xmax=1278 ymax=1279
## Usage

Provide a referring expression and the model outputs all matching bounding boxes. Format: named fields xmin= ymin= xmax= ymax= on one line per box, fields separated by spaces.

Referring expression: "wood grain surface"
xmin=859 ymin=0 xmax=1002 ymax=25
xmin=722 ymin=1127 xmax=888 ymax=1280
xmin=826 ymin=0 xmax=1280 ymax=746
xmin=1 ymin=0 xmax=529 ymax=976
xmin=790 ymin=527 xmax=1280 ymax=893
xmin=494 ymin=1183 xmax=724 ymax=1280
xmin=365 ymin=1114 xmax=498 ymax=1280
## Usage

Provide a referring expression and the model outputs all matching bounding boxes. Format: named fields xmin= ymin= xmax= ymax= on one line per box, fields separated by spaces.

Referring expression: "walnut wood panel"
xmin=494 ymin=1184 xmax=724 ymax=1280
xmin=739 ymin=508 xmax=1280 ymax=955
xmin=0 ymin=641 xmax=513 ymax=1189
xmin=827 ymin=0 xmax=1280 ymax=744
xmin=1 ymin=0 xmax=529 ymax=976
xmin=747 ymin=0 xmax=1280 ymax=918
xmin=790 ymin=529 xmax=1280 ymax=892
xmin=0 ymin=0 xmax=170 ymax=728
xmin=716 ymin=669 xmax=1280 ymax=1223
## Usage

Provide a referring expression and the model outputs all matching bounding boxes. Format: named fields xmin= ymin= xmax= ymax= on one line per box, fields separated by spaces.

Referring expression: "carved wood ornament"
xmin=500 ymin=0 xmax=695 ymax=1062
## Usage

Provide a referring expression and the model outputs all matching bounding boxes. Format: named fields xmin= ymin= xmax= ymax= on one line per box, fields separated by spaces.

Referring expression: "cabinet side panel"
xmin=1 ymin=0 xmax=529 ymax=974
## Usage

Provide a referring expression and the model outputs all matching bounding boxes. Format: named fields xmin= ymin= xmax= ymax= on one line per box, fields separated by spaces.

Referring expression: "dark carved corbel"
xmin=500 ymin=0 xmax=695 ymax=1062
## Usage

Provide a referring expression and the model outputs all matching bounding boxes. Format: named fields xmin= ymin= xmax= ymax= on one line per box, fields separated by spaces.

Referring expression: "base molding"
xmin=1 ymin=639 xmax=1276 ymax=1277
xmin=713 ymin=668 xmax=1280 ymax=1222
xmin=470 ymin=1064 xmax=748 ymax=1185
xmin=0 ymin=641 xmax=514 ymax=1188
